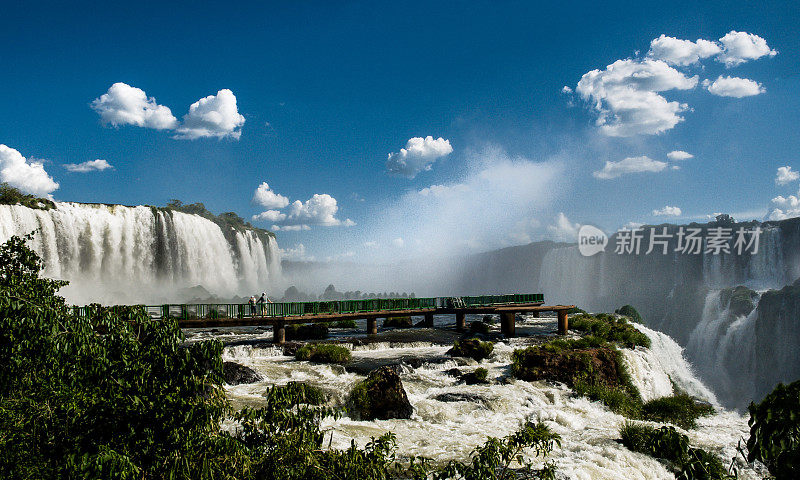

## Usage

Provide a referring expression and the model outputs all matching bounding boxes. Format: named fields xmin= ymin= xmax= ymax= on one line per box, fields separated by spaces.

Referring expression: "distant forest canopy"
xmin=164 ymin=199 xmax=275 ymax=237
xmin=0 ymin=183 xmax=55 ymax=210
xmin=281 ymin=284 xmax=415 ymax=302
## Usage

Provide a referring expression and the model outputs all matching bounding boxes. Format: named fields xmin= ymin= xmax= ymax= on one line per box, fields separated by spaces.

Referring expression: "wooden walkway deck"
xmin=179 ymin=302 xmax=575 ymax=344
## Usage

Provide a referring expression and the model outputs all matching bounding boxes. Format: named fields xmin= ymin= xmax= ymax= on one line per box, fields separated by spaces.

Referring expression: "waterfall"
xmin=0 ymin=203 xmax=282 ymax=305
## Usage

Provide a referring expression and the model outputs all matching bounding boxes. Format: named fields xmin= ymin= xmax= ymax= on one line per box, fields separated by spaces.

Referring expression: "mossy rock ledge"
xmin=447 ymin=339 xmax=494 ymax=362
xmin=346 ymin=366 xmax=413 ymax=420
xmin=512 ymin=347 xmax=623 ymax=389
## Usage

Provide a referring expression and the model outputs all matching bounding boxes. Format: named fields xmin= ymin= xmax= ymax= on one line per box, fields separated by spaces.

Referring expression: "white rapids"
xmin=212 ymin=320 xmax=765 ymax=479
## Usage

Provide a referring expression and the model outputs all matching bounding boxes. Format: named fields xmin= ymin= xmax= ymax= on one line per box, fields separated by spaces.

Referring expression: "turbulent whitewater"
xmin=205 ymin=317 xmax=765 ymax=480
xmin=0 ymin=203 xmax=282 ymax=304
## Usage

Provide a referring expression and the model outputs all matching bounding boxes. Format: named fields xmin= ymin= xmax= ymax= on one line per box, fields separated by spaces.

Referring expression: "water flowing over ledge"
xmin=0 ymin=203 xmax=282 ymax=304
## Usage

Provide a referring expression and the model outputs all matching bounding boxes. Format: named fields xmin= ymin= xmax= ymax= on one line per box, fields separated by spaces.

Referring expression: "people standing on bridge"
xmin=248 ymin=295 xmax=256 ymax=316
xmin=257 ymin=292 xmax=267 ymax=314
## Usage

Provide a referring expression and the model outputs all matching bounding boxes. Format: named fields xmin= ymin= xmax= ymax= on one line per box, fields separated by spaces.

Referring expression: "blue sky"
xmin=2 ymin=0 xmax=799 ymax=261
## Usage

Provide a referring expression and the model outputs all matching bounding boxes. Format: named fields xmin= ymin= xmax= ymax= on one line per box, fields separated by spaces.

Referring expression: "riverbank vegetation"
xmin=0 ymin=183 xmax=55 ymax=210
xmin=294 ymin=344 xmax=352 ymax=364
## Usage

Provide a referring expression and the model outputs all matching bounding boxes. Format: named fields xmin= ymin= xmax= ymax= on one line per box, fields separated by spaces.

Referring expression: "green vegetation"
xmin=470 ymin=320 xmax=491 ymax=335
xmin=747 ymin=380 xmax=800 ymax=479
xmin=286 ymin=323 xmax=329 ymax=340
xmin=0 ymin=233 xmax=563 ymax=479
xmin=164 ymin=199 xmax=274 ymax=239
xmin=719 ymin=286 xmax=758 ymax=317
xmin=270 ymin=382 xmax=327 ymax=406
xmin=0 ymin=183 xmax=55 ymax=210
xmin=570 ymin=313 xmax=651 ymax=348
xmin=619 ymin=423 xmax=730 ymax=480
xmin=423 ymin=421 xmax=561 ymax=480
xmin=482 ymin=314 xmax=496 ymax=325
xmin=473 ymin=367 xmax=488 ymax=383
xmin=641 ymin=393 xmax=715 ymax=430
xmin=512 ymin=333 xmax=712 ymax=424
xmin=448 ymin=339 xmax=495 ymax=361
xmin=614 ymin=304 xmax=643 ymax=324
xmin=383 ymin=316 xmax=413 ymax=328
xmin=295 ymin=344 xmax=352 ymax=364
xmin=332 ymin=319 xmax=358 ymax=328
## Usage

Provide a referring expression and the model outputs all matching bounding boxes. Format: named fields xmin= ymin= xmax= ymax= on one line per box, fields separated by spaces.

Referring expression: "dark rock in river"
xmin=223 ymin=361 xmax=262 ymax=385
xmin=433 ymin=392 xmax=489 ymax=406
xmin=346 ymin=366 xmax=413 ymax=420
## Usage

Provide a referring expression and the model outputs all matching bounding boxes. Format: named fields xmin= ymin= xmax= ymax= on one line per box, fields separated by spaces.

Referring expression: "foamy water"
xmin=210 ymin=321 xmax=766 ymax=479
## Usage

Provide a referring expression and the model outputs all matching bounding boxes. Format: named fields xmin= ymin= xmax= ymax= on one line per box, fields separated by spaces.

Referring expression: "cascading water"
xmin=0 ymin=203 xmax=282 ymax=305
xmin=206 ymin=319 xmax=763 ymax=479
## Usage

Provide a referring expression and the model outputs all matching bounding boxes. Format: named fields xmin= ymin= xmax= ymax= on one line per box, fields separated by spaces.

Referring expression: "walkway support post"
xmin=501 ymin=312 xmax=516 ymax=337
xmin=367 ymin=317 xmax=377 ymax=335
xmin=273 ymin=321 xmax=286 ymax=345
xmin=557 ymin=310 xmax=569 ymax=335
xmin=456 ymin=312 xmax=466 ymax=331
xmin=423 ymin=313 xmax=434 ymax=328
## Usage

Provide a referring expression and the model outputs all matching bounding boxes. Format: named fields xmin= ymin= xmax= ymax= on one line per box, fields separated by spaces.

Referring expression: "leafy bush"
xmin=747 ymin=380 xmax=800 ymax=479
xmin=614 ymin=305 xmax=643 ymax=324
xmin=424 ymin=421 xmax=561 ymax=480
xmin=470 ymin=320 xmax=491 ymax=335
xmin=285 ymin=323 xmax=329 ymax=340
xmin=641 ymin=393 xmax=714 ymax=430
xmin=0 ymin=183 xmax=55 ymax=210
xmin=383 ymin=316 xmax=413 ymax=328
xmin=473 ymin=367 xmax=488 ymax=383
xmin=270 ymin=382 xmax=327 ymax=406
xmin=295 ymin=344 xmax=351 ymax=364
xmin=447 ymin=339 xmax=494 ymax=361
xmin=332 ymin=319 xmax=358 ymax=328
xmin=620 ymin=423 xmax=730 ymax=480
xmin=569 ymin=313 xmax=651 ymax=348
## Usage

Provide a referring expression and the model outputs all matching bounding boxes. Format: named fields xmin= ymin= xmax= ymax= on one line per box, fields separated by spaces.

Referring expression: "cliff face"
xmin=455 ymin=217 xmax=800 ymax=409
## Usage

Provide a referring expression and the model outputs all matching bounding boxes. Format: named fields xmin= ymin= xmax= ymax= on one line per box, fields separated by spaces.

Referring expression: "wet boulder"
xmin=447 ymin=338 xmax=494 ymax=361
xmin=223 ymin=361 xmax=262 ymax=385
xmin=346 ymin=366 xmax=413 ymax=420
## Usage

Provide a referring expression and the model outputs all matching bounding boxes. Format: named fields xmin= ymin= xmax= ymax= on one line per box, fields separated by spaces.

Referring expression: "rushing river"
xmin=185 ymin=316 xmax=766 ymax=479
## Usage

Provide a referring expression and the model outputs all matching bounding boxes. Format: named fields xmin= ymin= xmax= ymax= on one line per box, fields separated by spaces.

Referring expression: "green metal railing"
xmin=70 ymin=293 xmax=544 ymax=321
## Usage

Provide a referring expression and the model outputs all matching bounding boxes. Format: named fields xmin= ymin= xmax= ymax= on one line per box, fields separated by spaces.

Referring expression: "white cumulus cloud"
xmin=576 ymin=59 xmax=697 ymax=137
xmin=63 ymin=159 xmax=113 ymax=173
xmin=252 ymin=189 xmax=355 ymax=231
xmin=717 ymin=31 xmax=777 ymax=67
xmin=769 ymin=194 xmax=800 ymax=220
xmin=703 ymin=76 xmax=765 ymax=98
xmin=652 ymin=205 xmax=682 ymax=216
xmin=776 ymin=166 xmax=799 ymax=186
xmin=0 ymin=145 xmax=59 ymax=196
xmin=252 ymin=182 xmax=290 ymax=209
xmin=91 ymin=83 xmax=178 ymax=130
xmin=386 ymin=136 xmax=453 ymax=178
xmin=174 ymin=89 xmax=245 ymax=140
xmin=546 ymin=213 xmax=581 ymax=241
xmin=279 ymin=243 xmax=314 ymax=262
xmin=647 ymin=35 xmax=721 ymax=66
xmin=593 ymin=156 xmax=668 ymax=179
xmin=667 ymin=150 xmax=694 ymax=161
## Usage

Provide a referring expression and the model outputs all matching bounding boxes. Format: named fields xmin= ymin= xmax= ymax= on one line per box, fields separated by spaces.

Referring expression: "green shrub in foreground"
xmin=295 ymin=344 xmax=352 ymax=364
xmin=332 ymin=319 xmax=358 ymax=329
xmin=641 ymin=393 xmax=714 ymax=430
xmin=620 ymin=423 xmax=730 ymax=480
xmin=569 ymin=313 xmax=650 ymax=349
xmin=447 ymin=339 xmax=494 ymax=361
xmin=747 ymin=380 xmax=800 ymax=479
xmin=270 ymin=382 xmax=327 ymax=405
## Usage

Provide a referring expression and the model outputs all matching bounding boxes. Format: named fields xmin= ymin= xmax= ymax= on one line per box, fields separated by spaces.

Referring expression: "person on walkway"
xmin=248 ymin=295 xmax=256 ymax=316
xmin=257 ymin=292 xmax=267 ymax=314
